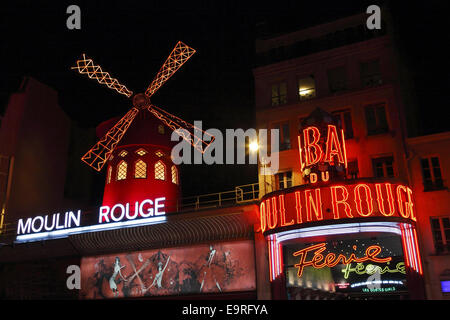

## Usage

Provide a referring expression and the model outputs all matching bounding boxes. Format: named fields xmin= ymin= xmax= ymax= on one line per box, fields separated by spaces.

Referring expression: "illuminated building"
xmin=252 ymin=12 xmax=449 ymax=300
xmin=0 ymin=12 xmax=449 ymax=301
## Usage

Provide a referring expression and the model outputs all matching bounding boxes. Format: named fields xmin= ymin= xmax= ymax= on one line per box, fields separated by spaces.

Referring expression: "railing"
xmin=177 ymin=182 xmax=259 ymax=211
xmin=0 ymin=182 xmax=260 ymax=240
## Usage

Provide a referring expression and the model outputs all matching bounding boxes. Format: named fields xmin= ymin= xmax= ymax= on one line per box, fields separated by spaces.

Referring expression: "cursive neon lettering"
xmin=293 ymin=243 xmax=392 ymax=278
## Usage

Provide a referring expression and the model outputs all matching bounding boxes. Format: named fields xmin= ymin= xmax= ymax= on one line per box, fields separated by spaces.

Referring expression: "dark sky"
xmin=1 ymin=0 xmax=449 ymax=199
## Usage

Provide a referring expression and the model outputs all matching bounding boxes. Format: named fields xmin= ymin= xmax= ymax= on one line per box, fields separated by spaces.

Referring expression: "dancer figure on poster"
xmin=109 ymin=257 xmax=127 ymax=297
xmin=200 ymin=245 xmax=222 ymax=293
xmin=149 ymin=256 xmax=171 ymax=289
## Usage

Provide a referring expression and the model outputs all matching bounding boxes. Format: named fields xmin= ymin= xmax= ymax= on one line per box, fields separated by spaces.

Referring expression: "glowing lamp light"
xmin=299 ymin=87 xmax=312 ymax=96
xmin=249 ymin=140 xmax=259 ymax=153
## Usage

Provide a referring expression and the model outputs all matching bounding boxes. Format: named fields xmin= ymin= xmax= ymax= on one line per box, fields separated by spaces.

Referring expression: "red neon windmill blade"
xmin=148 ymin=104 xmax=215 ymax=153
xmin=72 ymin=41 xmax=215 ymax=172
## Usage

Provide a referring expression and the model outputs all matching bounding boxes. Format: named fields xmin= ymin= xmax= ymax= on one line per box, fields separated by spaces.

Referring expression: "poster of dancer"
xmin=80 ymin=240 xmax=256 ymax=299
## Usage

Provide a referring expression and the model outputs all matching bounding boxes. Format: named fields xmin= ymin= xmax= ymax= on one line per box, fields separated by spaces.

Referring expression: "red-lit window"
xmin=372 ymin=156 xmax=394 ymax=178
xmin=271 ymin=82 xmax=287 ymax=106
xmin=347 ymin=159 xmax=359 ymax=179
xmin=365 ymin=103 xmax=389 ymax=135
xmin=421 ymin=156 xmax=445 ymax=191
xmin=272 ymin=121 xmax=291 ymax=151
xmin=275 ymin=171 xmax=292 ymax=190
xmin=332 ymin=109 xmax=354 ymax=139
xmin=431 ymin=216 xmax=450 ymax=254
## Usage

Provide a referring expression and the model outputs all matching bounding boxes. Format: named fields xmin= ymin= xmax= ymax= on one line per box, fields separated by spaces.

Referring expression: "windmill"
xmin=71 ymin=41 xmax=214 ymax=172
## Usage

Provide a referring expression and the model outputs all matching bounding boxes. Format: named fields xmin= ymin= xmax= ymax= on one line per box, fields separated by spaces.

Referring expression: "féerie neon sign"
xmin=293 ymin=242 xmax=391 ymax=278
xmin=342 ymin=261 xmax=406 ymax=279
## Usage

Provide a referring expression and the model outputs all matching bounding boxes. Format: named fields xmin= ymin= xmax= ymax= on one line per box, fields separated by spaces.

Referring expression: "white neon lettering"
xmin=17 ymin=218 xmax=32 ymax=235
xmin=99 ymin=206 xmax=110 ymax=223
xmin=67 ymin=210 xmax=81 ymax=228
xmin=111 ymin=203 xmax=125 ymax=222
xmin=31 ymin=216 xmax=44 ymax=233
xmin=126 ymin=202 xmax=139 ymax=220
xmin=44 ymin=214 xmax=56 ymax=231
xmin=56 ymin=213 xmax=65 ymax=229
xmin=139 ymin=199 xmax=154 ymax=218
xmin=155 ymin=197 xmax=166 ymax=216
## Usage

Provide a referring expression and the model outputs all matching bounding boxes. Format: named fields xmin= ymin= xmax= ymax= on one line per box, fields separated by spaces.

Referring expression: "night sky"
xmin=1 ymin=0 xmax=449 ymax=201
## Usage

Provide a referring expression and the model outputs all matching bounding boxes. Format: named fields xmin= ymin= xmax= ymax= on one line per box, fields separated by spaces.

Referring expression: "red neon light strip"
xmin=278 ymin=242 xmax=283 ymax=278
xmin=341 ymin=129 xmax=347 ymax=169
xmin=297 ymin=135 xmax=304 ymax=172
xmin=405 ymin=226 xmax=415 ymax=271
xmin=412 ymin=228 xmax=423 ymax=275
xmin=274 ymin=236 xmax=279 ymax=278
xmin=400 ymin=224 xmax=410 ymax=269
xmin=406 ymin=227 xmax=416 ymax=272
xmin=410 ymin=228 xmax=419 ymax=273
xmin=267 ymin=238 xmax=273 ymax=281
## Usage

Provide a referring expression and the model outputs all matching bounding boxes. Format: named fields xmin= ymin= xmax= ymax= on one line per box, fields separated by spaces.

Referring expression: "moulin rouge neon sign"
xmin=293 ymin=242 xmax=391 ymax=278
xmin=16 ymin=197 xmax=166 ymax=241
xmin=259 ymin=182 xmax=416 ymax=233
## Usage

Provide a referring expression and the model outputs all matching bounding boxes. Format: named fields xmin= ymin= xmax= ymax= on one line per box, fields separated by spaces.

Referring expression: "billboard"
xmin=80 ymin=240 xmax=255 ymax=299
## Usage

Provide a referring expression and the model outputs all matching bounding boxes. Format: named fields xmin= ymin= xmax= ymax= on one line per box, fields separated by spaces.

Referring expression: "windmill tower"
xmin=72 ymin=41 xmax=213 ymax=212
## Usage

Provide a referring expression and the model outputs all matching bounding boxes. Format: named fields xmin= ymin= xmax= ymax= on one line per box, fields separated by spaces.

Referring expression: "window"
xmin=155 ymin=150 xmax=165 ymax=158
xmin=327 ymin=66 xmax=347 ymax=93
xmin=298 ymin=76 xmax=315 ymax=100
xmin=332 ymin=109 xmax=354 ymax=139
xmin=118 ymin=150 xmax=128 ymax=157
xmin=365 ymin=103 xmax=389 ymax=135
xmin=272 ymin=121 xmax=291 ymax=151
xmin=134 ymin=160 xmax=147 ymax=179
xmin=136 ymin=148 xmax=147 ymax=156
xmin=276 ymin=171 xmax=292 ymax=190
xmin=271 ymin=82 xmax=287 ymax=106
xmin=107 ymin=166 xmax=112 ymax=184
xmin=421 ymin=156 xmax=445 ymax=191
xmin=171 ymin=166 xmax=178 ymax=185
xmin=347 ymin=159 xmax=359 ymax=179
xmin=431 ymin=216 xmax=450 ymax=254
xmin=155 ymin=161 xmax=165 ymax=180
xmin=372 ymin=156 xmax=394 ymax=178
xmin=117 ymin=161 xmax=127 ymax=180
xmin=361 ymin=59 xmax=382 ymax=87
xmin=158 ymin=125 xmax=165 ymax=134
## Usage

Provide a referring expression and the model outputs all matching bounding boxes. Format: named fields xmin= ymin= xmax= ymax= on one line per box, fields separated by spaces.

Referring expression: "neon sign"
xmin=259 ymin=182 xmax=416 ymax=233
xmin=293 ymin=242 xmax=392 ymax=278
xmin=99 ymin=198 xmax=166 ymax=223
xmin=298 ymin=124 xmax=347 ymax=184
xmin=342 ymin=262 xmax=406 ymax=279
xmin=15 ymin=197 xmax=166 ymax=242
xmin=17 ymin=211 xmax=81 ymax=235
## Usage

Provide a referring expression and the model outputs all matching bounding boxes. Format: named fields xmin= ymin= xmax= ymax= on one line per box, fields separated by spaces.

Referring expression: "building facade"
xmin=0 ymin=13 xmax=449 ymax=301
xmin=252 ymin=13 xmax=449 ymax=299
